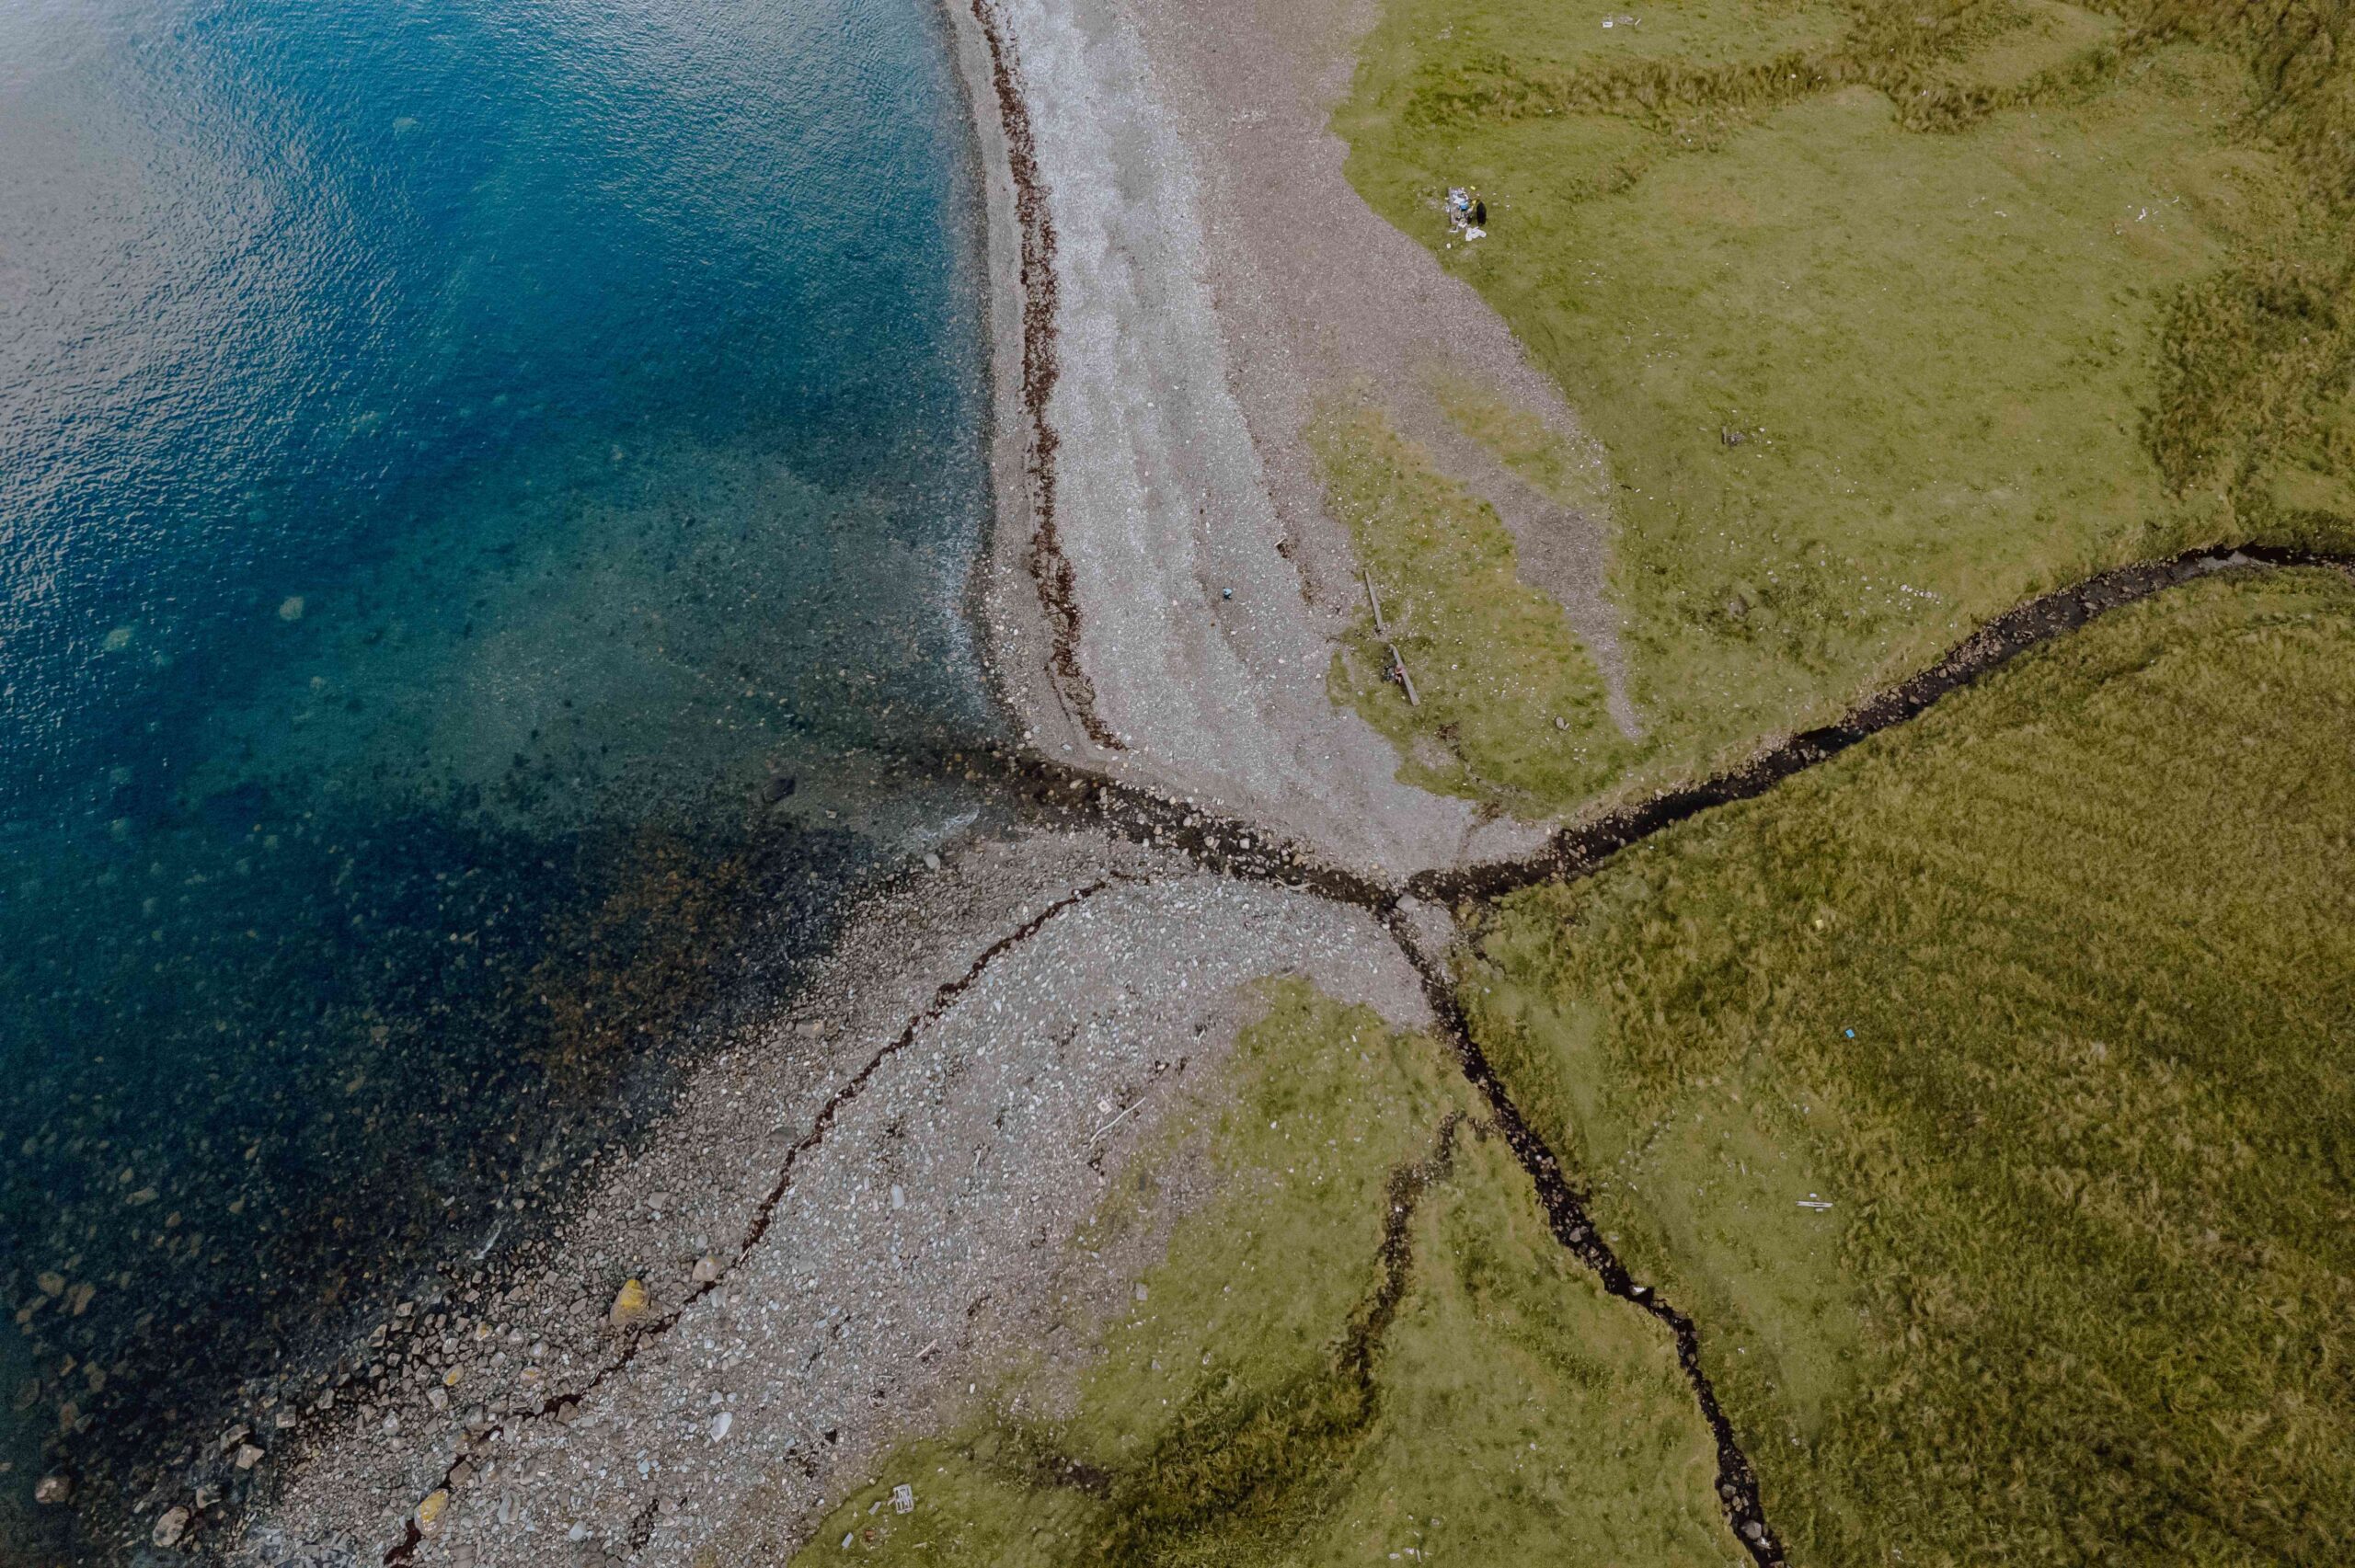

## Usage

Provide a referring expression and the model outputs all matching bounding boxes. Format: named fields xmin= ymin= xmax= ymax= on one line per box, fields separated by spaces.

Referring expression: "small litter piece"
xmin=1602 ymin=14 xmax=1640 ymax=26
xmin=891 ymin=1483 xmax=916 ymax=1515
xmin=1443 ymin=186 xmax=1488 ymax=241
xmin=1798 ymin=1193 xmax=1834 ymax=1211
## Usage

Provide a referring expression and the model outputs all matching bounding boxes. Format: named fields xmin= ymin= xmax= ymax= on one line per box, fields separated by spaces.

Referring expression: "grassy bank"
xmin=1315 ymin=403 xmax=1637 ymax=813
xmin=774 ymin=979 xmax=1740 ymax=1566
xmin=1463 ymin=568 xmax=2355 ymax=1562
xmin=1337 ymin=0 xmax=2355 ymax=794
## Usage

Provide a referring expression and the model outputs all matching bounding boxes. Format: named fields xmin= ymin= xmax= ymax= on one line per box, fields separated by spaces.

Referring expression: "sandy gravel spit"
xmin=959 ymin=0 xmax=1545 ymax=877
xmin=962 ymin=0 xmax=1638 ymax=879
xmin=228 ymin=830 xmax=1427 ymax=1567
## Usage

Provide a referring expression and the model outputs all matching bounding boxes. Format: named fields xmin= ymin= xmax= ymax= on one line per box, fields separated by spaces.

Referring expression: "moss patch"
xmin=787 ymin=979 xmax=1739 ymax=1566
xmin=1465 ymin=568 xmax=2355 ymax=1563
xmin=1338 ymin=0 xmax=2355 ymax=788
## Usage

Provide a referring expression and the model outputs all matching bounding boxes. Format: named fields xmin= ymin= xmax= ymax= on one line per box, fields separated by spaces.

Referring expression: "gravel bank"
xmin=228 ymin=830 xmax=1428 ymax=1565
xmin=967 ymin=0 xmax=1637 ymax=876
xmin=1126 ymin=0 xmax=1641 ymax=738
xmin=963 ymin=0 xmax=1551 ymax=877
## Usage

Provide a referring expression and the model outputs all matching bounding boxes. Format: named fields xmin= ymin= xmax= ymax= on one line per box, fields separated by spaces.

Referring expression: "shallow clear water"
xmin=0 ymin=0 xmax=999 ymax=1548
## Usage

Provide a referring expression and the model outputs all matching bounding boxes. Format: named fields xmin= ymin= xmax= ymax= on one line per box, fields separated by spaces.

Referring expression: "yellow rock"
xmin=608 ymin=1277 xmax=649 ymax=1328
xmin=416 ymin=1488 xmax=449 ymax=1534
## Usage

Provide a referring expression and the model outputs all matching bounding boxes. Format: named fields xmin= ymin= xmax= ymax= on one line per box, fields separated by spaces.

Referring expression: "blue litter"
xmin=1844 ymin=1028 xmax=1855 ymax=1038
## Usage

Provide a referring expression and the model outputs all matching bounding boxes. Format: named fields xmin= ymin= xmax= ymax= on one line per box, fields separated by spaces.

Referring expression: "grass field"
xmin=775 ymin=980 xmax=1740 ymax=1566
xmin=1462 ymin=568 xmax=2355 ymax=1563
xmin=1315 ymin=403 xmax=1637 ymax=812
xmin=1334 ymin=0 xmax=2355 ymax=804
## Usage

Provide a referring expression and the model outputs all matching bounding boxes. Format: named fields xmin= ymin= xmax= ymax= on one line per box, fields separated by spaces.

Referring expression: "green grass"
xmin=1337 ymin=0 xmax=2355 ymax=796
xmin=778 ymin=979 xmax=1740 ymax=1566
xmin=1314 ymin=403 xmax=1637 ymax=812
xmin=1430 ymin=371 xmax=1618 ymax=516
xmin=1462 ymin=568 xmax=2355 ymax=1564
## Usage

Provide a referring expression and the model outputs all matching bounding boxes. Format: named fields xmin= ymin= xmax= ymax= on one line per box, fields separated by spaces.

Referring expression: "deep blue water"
xmin=0 ymin=0 xmax=999 ymax=1550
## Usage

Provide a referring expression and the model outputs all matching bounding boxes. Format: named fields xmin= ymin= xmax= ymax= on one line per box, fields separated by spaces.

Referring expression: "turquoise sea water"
xmin=0 ymin=0 xmax=1000 ymax=1551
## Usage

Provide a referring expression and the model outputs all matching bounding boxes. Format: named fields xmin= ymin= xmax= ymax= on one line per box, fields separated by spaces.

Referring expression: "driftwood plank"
xmin=1364 ymin=573 xmax=1418 ymax=705
xmin=1386 ymin=640 xmax=1419 ymax=707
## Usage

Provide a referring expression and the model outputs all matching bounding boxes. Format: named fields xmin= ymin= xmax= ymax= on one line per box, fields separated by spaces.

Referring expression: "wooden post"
xmin=1387 ymin=641 xmax=1420 ymax=707
xmin=1364 ymin=571 xmax=1418 ymax=705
